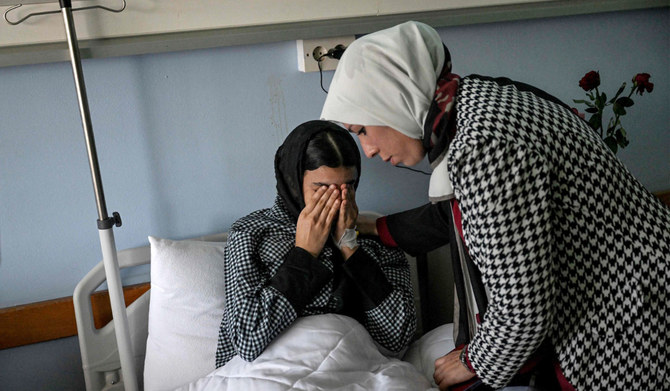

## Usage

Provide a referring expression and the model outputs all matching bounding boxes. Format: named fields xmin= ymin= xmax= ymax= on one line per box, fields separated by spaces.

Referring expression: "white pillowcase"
xmin=403 ymin=323 xmax=455 ymax=387
xmin=144 ymin=236 xmax=227 ymax=391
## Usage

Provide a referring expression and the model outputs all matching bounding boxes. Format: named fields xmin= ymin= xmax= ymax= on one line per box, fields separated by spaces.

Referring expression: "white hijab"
xmin=321 ymin=21 xmax=444 ymax=139
xmin=321 ymin=21 xmax=454 ymax=201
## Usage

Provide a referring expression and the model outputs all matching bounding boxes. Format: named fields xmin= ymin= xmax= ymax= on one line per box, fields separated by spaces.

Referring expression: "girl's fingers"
xmin=305 ymin=185 xmax=328 ymax=211
xmin=310 ymin=185 xmax=339 ymax=221
xmin=320 ymin=186 xmax=340 ymax=218
xmin=343 ymin=187 xmax=356 ymax=215
xmin=346 ymin=187 xmax=357 ymax=209
xmin=325 ymin=198 xmax=341 ymax=226
xmin=312 ymin=185 xmax=333 ymax=210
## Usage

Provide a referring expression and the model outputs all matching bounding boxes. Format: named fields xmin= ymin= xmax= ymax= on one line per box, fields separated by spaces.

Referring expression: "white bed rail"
xmin=73 ymin=232 xmax=228 ymax=391
xmin=73 ymin=245 xmax=151 ymax=391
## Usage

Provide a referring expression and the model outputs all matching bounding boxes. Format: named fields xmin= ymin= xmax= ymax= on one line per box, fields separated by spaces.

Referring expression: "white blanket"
xmin=178 ymin=314 xmax=438 ymax=391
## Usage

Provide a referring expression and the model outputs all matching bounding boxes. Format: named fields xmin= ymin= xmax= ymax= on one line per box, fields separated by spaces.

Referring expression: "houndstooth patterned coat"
xmin=448 ymin=75 xmax=669 ymax=390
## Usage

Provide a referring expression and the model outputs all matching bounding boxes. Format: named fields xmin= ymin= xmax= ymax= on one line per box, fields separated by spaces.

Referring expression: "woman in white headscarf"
xmin=321 ymin=21 xmax=669 ymax=391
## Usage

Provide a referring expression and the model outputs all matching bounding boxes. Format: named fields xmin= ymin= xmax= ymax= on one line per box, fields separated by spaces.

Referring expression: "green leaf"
xmin=612 ymin=102 xmax=626 ymax=116
xmin=604 ymin=136 xmax=618 ymax=153
xmin=617 ymin=127 xmax=628 ymax=138
xmin=615 ymin=128 xmax=630 ymax=149
xmin=595 ymin=93 xmax=607 ymax=110
xmin=585 ymin=107 xmax=599 ymax=113
xmin=609 ymin=82 xmax=627 ymax=103
xmin=616 ymin=97 xmax=634 ymax=107
xmin=573 ymin=99 xmax=588 ymax=104
xmin=588 ymin=112 xmax=602 ymax=130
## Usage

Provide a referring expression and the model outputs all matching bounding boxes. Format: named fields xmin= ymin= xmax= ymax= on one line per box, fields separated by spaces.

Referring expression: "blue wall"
xmin=1 ymin=9 xmax=668 ymax=309
xmin=0 ymin=3 xmax=668 ymax=327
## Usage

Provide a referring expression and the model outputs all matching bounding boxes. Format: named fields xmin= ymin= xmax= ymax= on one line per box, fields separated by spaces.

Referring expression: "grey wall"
xmin=0 ymin=337 xmax=85 ymax=390
xmin=0 ymin=8 xmax=668 ymax=389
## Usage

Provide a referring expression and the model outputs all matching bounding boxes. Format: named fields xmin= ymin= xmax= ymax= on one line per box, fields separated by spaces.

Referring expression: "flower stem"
xmin=609 ymin=88 xmax=636 ymax=136
xmin=595 ymin=87 xmax=604 ymax=137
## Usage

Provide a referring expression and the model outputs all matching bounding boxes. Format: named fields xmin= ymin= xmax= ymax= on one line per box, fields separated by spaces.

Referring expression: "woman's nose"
xmin=360 ymin=139 xmax=378 ymax=158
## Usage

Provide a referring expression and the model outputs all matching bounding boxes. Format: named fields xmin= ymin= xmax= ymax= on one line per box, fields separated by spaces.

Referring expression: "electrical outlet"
xmin=296 ymin=36 xmax=355 ymax=73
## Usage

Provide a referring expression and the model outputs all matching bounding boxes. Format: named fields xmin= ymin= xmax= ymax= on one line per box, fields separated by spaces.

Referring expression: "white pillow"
xmin=403 ymin=323 xmax=455 ymax=386
xmin=144 ymin=236 xmax=227 ymax=391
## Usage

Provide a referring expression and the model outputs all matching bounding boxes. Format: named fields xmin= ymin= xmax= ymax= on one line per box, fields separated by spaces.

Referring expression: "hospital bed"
xmin=73 ymin=225 xmax=455 ymax=390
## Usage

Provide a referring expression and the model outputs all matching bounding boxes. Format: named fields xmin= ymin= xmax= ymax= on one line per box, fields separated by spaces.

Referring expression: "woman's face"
xmin=344 ymin=124 xmax=425 ymax=167
xmin=302 ymin=165 xmax=357 ymax=205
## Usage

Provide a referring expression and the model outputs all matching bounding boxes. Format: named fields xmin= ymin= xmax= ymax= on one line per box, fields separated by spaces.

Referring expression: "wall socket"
xmin=296 ymin=36 xmax=355 ymax=73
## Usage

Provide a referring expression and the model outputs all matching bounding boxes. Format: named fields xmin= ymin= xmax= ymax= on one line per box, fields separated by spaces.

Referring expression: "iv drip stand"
xmin=58 ymin=0 xmax=138 ymax=389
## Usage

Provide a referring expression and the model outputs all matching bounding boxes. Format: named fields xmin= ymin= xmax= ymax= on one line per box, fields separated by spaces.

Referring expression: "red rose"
xmin=632 ymin=73 xmax=654 ymax=95
xmin=579 ymin=71 xmax=600 ymax=91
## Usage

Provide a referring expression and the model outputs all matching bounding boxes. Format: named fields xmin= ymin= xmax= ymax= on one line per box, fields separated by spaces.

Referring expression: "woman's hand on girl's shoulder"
xmin=356 ymin=214 xmax=378 ymax=236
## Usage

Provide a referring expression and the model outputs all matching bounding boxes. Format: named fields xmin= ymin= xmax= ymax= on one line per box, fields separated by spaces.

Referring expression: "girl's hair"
xmin=304 ymin=128 xmax=359 ymax=171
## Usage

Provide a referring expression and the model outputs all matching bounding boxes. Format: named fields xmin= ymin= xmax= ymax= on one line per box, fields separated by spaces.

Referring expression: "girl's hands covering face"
xmin=295 ymin=185 xmax=340 ymax=258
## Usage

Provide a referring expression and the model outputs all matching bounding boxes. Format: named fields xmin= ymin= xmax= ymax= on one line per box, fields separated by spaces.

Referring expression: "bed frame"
xmin=73 ymin=233 xmax=228 ymax=391
xmin=73 ymin=228 xmax=439 ymax=391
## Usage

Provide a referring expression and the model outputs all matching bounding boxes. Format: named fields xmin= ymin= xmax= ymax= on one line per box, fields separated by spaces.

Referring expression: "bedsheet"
xmin=177 ymin=313 xmax=438 ymax=391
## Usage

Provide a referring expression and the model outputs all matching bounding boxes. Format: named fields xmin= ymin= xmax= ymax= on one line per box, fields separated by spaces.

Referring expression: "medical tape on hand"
xmin=336 ymin=227 xmax=358 ymax=250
